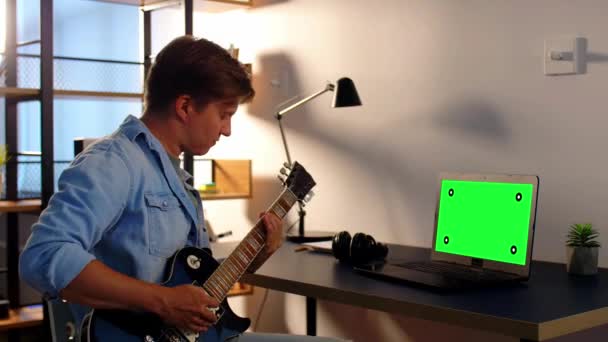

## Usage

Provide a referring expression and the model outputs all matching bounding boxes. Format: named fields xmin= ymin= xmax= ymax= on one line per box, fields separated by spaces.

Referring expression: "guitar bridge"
xmin=207 ymin=304 xmax=226 ymax=322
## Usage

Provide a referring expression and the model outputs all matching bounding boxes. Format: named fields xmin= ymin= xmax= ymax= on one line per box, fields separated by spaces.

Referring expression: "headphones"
xmin=331 ymin=231 xmax=389 ymax=265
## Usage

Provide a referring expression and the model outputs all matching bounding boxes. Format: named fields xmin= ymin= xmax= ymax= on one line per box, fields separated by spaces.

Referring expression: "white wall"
xmin=164 ymin=0 xmax=608 ymax=340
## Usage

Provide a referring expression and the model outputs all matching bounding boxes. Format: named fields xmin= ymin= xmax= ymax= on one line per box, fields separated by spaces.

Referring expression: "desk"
xmin=214 ymin=242 xmax=608 ymax=341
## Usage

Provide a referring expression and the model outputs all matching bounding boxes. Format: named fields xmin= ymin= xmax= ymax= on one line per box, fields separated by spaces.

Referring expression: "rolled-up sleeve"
xmin=19 ymin=143 xmax=131 ymax=297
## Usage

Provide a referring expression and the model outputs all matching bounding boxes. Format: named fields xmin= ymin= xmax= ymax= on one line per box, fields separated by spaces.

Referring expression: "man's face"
xmin=185 ymin=97 xmax=239 ymax=155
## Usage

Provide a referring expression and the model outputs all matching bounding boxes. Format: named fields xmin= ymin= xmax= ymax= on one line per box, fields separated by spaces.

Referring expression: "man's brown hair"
xmin=144 ymin=36 xmax=254 ymax=114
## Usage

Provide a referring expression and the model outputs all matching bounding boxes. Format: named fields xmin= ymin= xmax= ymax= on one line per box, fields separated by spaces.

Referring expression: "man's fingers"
xmin=190 ymin=315 xmax=212 ymax=329
xmin=199 ymin=288 xmax=220 ymax=307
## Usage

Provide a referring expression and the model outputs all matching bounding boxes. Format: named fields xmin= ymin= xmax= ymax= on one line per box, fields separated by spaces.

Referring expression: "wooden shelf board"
xmin=208 ymin=0 xmax=252 ymax=6
xmin=0 ymin=199 xmax=42 ymax=213
xmin=227 ymin=282 xmax=253 ymax=297
xmin=54 ymin=89 xmax=143 ymax=99
xmin=0 ymin=87 xmax=142 ymax=100
xmin=201 ymin=191 xmax=251 ymax=200
xmin=90 ymin=0 xmax=251 ymax=7
xmin=0 ymin=305 xmax=43 ymax=332
xmin=0 ymin=87 xmax=39 ymax=97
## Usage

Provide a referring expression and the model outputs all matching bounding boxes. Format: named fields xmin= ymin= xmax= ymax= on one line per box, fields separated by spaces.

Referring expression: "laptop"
xmin=354 ymin=172 xmax=540 ymax=289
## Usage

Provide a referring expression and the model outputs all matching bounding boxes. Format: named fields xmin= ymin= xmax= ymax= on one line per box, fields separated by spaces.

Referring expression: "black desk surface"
xmin=213 ymin=242 xmax=608 ymax=341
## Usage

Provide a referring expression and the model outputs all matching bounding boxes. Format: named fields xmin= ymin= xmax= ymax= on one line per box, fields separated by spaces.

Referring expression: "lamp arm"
xmin=275 ymin=82 xmax=335 ymax=166
xmin=277 ymin=117 xmax=292 ymax=166
xmin=275 ymin=83 xmax=334 ymax=119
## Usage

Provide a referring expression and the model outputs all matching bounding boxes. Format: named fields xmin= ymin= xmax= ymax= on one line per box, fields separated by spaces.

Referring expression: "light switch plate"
xmin=544 ymin=37 xmax=587 ymax=76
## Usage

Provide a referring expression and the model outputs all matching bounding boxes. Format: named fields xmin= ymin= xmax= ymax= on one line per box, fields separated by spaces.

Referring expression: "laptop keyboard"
xmin=396 ymin=262 xmax=517 ymax=282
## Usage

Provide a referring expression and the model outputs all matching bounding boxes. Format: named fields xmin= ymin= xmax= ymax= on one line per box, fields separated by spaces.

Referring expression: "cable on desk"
xmin=252 ymin=288 xmax=270 ymax=331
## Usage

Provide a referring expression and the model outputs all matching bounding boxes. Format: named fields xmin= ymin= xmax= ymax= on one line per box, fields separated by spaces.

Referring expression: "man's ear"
xmin=174 ymin=95 xmax=192 ymax=123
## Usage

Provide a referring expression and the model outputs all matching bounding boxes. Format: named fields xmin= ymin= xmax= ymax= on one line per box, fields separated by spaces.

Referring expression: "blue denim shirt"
xmin=19 ymin=115 xmax=209 ymax=319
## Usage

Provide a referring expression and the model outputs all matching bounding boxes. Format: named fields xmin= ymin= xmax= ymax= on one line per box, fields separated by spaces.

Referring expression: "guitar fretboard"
xmin=203 ymin=188 xmax=299 ymax=301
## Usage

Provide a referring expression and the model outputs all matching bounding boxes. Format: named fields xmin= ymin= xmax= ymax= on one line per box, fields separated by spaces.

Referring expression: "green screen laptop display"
xmin=434 ymin=180 xmax=534 ymax=266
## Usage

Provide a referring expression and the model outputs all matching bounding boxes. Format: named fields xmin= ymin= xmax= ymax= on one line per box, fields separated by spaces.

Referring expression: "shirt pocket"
xmin=144 ymin=193 xmax=189 ymax=258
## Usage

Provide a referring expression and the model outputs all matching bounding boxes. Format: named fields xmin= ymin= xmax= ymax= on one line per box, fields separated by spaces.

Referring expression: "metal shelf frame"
xmin=1 ymin=0 xmax=252 ymax=335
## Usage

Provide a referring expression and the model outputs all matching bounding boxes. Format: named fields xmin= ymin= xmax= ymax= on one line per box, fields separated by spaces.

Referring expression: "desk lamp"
xmin=275 ymin=77 xmax=362 ymax=243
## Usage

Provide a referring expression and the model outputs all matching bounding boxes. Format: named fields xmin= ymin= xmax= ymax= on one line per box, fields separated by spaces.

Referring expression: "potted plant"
xmin=566 ymin=223 xmax=601 ymax=275
xmin=0 ymin=145 xmax=9 ymax=198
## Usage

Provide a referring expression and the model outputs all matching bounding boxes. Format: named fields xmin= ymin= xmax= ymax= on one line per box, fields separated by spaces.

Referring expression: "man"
xmin=19 ymin=36 xmax=343 ymax=341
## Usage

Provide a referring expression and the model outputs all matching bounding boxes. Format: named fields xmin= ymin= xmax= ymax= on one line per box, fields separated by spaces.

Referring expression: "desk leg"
xmin=306 ymin=297 xmax=316 ymax=336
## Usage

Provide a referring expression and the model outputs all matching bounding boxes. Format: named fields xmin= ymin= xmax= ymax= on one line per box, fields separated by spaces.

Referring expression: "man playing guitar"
xmin=19 ymin=36 xmax=342 ymax=342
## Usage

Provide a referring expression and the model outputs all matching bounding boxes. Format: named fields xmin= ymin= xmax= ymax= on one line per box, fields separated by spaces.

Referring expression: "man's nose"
xmin=222 ymin=121 xmax=231 ymax=137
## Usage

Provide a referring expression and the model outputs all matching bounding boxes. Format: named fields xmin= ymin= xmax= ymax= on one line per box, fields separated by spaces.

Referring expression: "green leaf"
xmin=567 ymin=223 xmax=600 ymax=247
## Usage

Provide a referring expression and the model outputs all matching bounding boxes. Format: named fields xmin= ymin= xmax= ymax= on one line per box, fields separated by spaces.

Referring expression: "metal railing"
xmin=1 ymin=53 xmax=144 ymax=93
xmin=1 ymin=157 xmax=71 ymax=200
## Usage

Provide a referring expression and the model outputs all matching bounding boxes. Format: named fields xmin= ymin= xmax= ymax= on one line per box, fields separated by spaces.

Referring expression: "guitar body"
xmin=80 ymin=247 xmax=249 ymax=342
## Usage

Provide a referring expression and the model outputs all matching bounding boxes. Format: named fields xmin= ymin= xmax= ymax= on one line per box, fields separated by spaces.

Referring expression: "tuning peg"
xmin=280 ymin=167 xmax=288 ymax=176
xmin=277 ymin=175 xmax=286 ymax=184
xmin=283 ymin=162 xmax=292 ymax=170
xmin=302 ymin=191 xmax=315 ymax=203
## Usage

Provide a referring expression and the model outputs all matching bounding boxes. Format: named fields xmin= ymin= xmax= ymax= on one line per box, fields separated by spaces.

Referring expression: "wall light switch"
xmin=544 ymin=37 xmax=587 ymax=76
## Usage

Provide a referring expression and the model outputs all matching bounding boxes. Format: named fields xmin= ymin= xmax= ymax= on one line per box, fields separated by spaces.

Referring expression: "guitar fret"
xmin=220 ymin=264 xmax=234 ymax=279
xmin=278 ymin=198 xmax=291 ymax=211
xmin=218 ymin=271 xmax=232 ymax=290
xmin=252 ymin=229 xmax=265 ymax=243
xmin=210 ymin=284 xmax=223 ymax=299
xmin=230 ymin=261 xmax=242 ymax=275
xmin=215 ymin=273 xmax=230 ymax=292
xmin=231 ymin=255 xmax=246 ymax=268
xmin=248 ymin=237 xmax=261 ymax=250
xmin=237 ymin=250 xmax=249 ymax=265
xmin=204 ymin=283 xmax=221 ymax=300
xmin=244 ymin=245 xmax=255 ymax=260
xmin=218 ymin=268 xmax=232 ymax=284
xmin=271 ymin=205 xmax=286 ymax=218
xmin=246 ymin=239 xmax=260 ymax=255
xmin=227 ymin=259 xmax=242 ymax=274
xmin=226 ymin=261 xmax=239 ymax=276
xmin=242 ymin=245 xmax=255 ymax=258
xmin=238 ymin=246 xmax=251 ymax=259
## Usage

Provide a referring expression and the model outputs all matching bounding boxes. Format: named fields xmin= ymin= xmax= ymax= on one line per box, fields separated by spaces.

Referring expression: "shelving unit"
xmin=1 ymin=0 xmax=255 ymax=334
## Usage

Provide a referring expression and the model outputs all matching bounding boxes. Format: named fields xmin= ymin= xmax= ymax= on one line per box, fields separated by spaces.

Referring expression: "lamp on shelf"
xmin=275 ymin=77 xmax=362 ymax=243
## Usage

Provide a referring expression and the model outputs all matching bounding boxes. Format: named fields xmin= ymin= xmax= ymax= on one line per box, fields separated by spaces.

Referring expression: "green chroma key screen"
xmin=434 ymin=180 xmax=534 ymax=265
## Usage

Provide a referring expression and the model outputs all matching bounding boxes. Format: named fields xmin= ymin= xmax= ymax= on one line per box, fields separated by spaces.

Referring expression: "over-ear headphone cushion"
xmin=332 ymin=231 xmax=352 ymax=262
xmin=351 ymin=232 xmax=373 ymax=264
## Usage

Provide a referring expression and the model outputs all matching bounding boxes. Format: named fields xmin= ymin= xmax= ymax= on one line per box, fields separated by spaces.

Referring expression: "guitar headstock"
xmin=278 ymin=161 xmax=316 ymax=203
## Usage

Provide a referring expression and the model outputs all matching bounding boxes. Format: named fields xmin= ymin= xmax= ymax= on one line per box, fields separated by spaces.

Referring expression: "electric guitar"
xmin=80 ymin=161 xmax=316 ymax=342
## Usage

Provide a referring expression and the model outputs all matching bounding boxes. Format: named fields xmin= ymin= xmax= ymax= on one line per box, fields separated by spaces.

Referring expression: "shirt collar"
xmin=168 ymin=154 xmax=194 ymax=184
xmin=119 ymin=115 xmax=194 ymax=182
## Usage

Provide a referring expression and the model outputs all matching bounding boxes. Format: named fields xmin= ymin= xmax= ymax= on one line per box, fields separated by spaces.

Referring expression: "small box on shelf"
xmin=200 ymin=160 xmax=251 ymax=200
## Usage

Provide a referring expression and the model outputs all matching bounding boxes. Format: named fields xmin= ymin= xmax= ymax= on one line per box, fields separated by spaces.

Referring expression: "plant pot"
xmin=566 ymin=246 xmax=599 ymax=275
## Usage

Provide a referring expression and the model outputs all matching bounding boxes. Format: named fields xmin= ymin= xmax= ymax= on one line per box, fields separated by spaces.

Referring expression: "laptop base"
xmin=353 ymin=262 xmax=524 ymax=290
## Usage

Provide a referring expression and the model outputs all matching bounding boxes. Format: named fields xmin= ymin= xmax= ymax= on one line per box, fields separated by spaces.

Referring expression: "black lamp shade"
xmin=332 ymin=77 xmax=362 ymax=108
